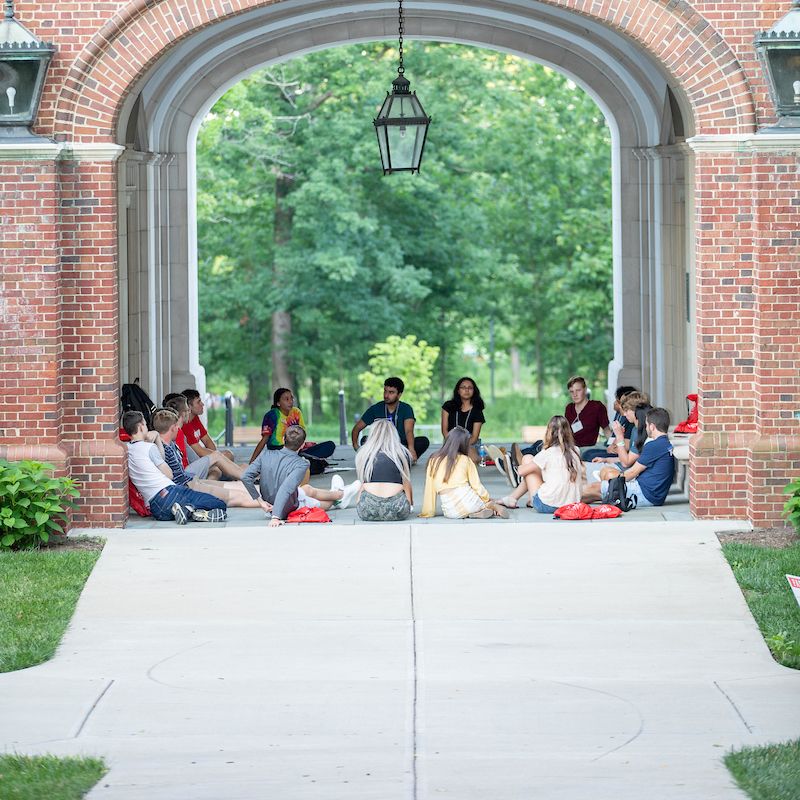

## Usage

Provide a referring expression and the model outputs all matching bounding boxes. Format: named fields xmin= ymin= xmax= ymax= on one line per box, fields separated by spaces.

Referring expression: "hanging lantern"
xmin=755 ymin=0 xmax=800 ymax=130
xmin=0 ymin=0 xmax=55 ymax=140
xmin=373 ymin=0 xmax=431 ymax=174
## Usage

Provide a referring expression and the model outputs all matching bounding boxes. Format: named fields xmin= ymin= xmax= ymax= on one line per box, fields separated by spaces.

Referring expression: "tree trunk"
xmin=247 ymin=367 xmax=270 ymax=420
xmin=311 ymin=371 xmax=323 ymax=418
xmin=271 ymin=170 xmax=295 ymax=390
xmin=535 ymin=326 xmax=545 ymax=401
xmin=510 ymin=346 xmax=521 ymax=392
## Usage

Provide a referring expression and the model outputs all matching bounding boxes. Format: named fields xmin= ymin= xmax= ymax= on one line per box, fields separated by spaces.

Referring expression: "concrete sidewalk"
xmin=1 ymin=521 xmax=798 ymax=799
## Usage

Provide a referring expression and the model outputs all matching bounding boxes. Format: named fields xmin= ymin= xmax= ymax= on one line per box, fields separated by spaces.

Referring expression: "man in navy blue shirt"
xmin=583 ymin=407 xmax=675 ymax=507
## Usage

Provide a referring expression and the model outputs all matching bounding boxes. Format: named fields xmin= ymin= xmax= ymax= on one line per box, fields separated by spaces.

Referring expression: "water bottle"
xmin=478 ymin=444 xmax=487 ymax=467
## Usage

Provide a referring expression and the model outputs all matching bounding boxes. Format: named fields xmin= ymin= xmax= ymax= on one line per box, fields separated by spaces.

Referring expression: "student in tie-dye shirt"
xmin=249 ymin=388 xmax=336 ymax=464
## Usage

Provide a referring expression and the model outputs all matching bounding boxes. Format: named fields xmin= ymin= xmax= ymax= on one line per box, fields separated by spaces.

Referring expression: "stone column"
xmin=688 ymin=135 xmax=800 ymax=525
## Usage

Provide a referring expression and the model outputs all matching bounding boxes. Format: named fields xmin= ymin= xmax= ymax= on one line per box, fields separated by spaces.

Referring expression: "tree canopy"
xmin=196 ymin=42 xmax=612 ymax=419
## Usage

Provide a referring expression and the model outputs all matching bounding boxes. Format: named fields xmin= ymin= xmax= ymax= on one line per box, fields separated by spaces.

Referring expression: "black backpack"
xmin=603 ymin=475 xmax=638 ymax=512
xmin=121 ymin=380 xmax=157 ymax=429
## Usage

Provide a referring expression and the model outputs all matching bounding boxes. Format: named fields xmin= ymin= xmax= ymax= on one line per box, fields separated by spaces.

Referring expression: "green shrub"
xmin=0 ymin=461 xmax=79 ymax=550
xmin=783 ymin=477 xmax=800 ymax=533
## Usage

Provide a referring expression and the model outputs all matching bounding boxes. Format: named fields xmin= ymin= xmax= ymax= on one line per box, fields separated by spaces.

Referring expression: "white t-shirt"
xmin=533 ymin=445 xmax=583 ymax=508
xmin=127 ymin=441 xmax=173 ymax=504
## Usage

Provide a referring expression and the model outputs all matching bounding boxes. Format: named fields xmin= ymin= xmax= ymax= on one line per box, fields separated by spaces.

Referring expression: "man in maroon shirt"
xmin=564 ymin=376 xmax=612 ymax=454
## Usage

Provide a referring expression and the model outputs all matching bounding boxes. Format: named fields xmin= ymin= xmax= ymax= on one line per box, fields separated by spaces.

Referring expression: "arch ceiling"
xmin=115 ymin=0 xmax=701 ymax=153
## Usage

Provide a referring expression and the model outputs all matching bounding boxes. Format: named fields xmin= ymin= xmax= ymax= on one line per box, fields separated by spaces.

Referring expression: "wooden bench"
xmin=232 ymin=426 xmax=264 ymax=445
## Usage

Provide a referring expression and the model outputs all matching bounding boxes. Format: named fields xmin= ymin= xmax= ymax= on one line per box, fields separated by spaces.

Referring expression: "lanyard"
xmin=458 ymin=408 xmax=472 ymax=430
xmin=385 ymin=404 xmax=398 ymax=423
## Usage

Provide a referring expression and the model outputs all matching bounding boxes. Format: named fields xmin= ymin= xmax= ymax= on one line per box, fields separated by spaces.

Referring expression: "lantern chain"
xmin=397 ymin=0 xmax=404 ymax=75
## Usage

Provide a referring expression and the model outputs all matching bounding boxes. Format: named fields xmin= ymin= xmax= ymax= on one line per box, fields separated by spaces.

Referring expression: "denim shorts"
xmin=532 ymin=493 xmax=559 ymax=514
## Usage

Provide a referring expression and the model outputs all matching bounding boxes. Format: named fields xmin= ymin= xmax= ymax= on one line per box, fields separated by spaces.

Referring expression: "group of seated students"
xmin=123 ymin=389 xmax=360 ymax=526
xmin=490 ymin=377 xmax=675 ymax=514
xmin=123 ymin=373 xmax=675 ymax=525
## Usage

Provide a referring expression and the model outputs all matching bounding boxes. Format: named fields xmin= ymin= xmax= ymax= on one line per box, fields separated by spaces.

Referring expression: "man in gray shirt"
xmin=241 ymin=425 xmax=310 ymax=526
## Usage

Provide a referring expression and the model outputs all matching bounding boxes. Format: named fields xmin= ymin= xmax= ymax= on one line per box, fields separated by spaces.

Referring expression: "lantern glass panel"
xmin=0 ymin=60 xmax=38 ymax=117
xmin=386 ymin=123 xmax=425 ymax=170
xmin=766 ymin=48 xmax=800 ymax=113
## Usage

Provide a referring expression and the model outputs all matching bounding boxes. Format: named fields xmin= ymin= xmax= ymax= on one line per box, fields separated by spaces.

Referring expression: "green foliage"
xmin=0 ymin=754 xmax=106 ymax=800
xmin=722 ymin=541 xmax=800 ymax=670
xmin=725 ymin=739 xmax=800 ymax=800
xmin=0 ymin=461 xmax=79 ymax=551
xmin=0 ymin=548 xmax=101 ymax=671
xmin=782 ymin=477 xmax=800 ymax=532
xmin=359 ymin=335 xmax=439 ymax=414
xmin=196 ymin=43 xmax=612 ymax=408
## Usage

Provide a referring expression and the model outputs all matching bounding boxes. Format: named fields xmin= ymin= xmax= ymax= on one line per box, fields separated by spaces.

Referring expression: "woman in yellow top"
xmin=420 ymin=427 xmax=508 ymax=519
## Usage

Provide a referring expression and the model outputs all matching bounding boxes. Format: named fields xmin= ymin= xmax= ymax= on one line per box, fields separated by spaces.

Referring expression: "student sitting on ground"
xmin=123 ymin=410 xmax=228 ymax=524
xmin=152 ymin=408 xmax=267 ymax=510
xmin=180 ymin=388 xmax=239 ymax=468
xmin=355 ymin=419 xmax=414 ymax=521
xmin=584 ymin=393 xmax=652 ymax=484
xmin=351 ymin=377 xmax=429 ymax=464
xmin=564 ymin=375 xmax=613 ymax=455
xmin=163 ymin=394 xmax=244 ymax=481
xmin=441 ymin=376 xmax=486 ymax=464
xmin=420 ymin=426 xmax=508 ymax=519
xmin=498 ymin=416 xmax=583 ymax=513
xmin=242 ymin=425 xmax=360 ymax=527
xmin=581 ymin=385 xmax=638 ymax=461
xmin=249 ymin=387 xmax=336 ymax=464
xmin=582 ymin=407 xmax=675 ymax=508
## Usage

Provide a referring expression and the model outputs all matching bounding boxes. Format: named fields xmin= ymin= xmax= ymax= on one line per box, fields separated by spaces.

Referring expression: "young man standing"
xmin=351 ymin=377 xmax=429 ymax=464
xmin=564 ymin=376 xmax=613 ymax=455
xmin=151 ymin=409 xmax=269 ymax=511
xmin=123 ymin=410 xmax=228 ymax=524
xmin=582 ymin=407 xmax=675 ymax=508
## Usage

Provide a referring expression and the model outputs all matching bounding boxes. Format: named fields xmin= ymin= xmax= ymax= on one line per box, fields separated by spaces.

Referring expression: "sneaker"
xmin=498 ymin=447 xmax=517 ymax=488
xmin=337 ymin=480 xmax=361 ymax=510
xmin=171 ymin=503 xmax=188 ymax=525
xmin=330 ymin=474 xmax=345 ymax=493
xmin=510 ymin=443 xmax=524 ymax=484
xmin=190 ymin=508 xmax=228 ymax=523
xmin=486 ymin=445 xmax=506 ymax=480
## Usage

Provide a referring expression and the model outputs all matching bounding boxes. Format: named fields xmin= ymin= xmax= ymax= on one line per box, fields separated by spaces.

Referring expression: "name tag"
xmin=571 ymin=420 xmax=584 ymax=434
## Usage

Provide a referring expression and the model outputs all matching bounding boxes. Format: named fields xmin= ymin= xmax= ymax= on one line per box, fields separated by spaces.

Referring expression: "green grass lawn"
xmin=0 ymin=754 xmax=106 ymax=800
xmin=721 ymin=541 xmax=800 ymax=669
xmin=725 ymin=739 xmax=800 ymax=800
xmin=0 ymin=548 xmax=101 ymax=672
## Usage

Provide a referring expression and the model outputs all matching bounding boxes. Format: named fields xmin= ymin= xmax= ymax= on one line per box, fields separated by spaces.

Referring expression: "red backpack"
xmin=286 ymin=506 xmax=331 ymax=523
xmin=120 ymin=428 xmax=152 ymax=517
xmin=674 ymin=393 xmax=698 ymax=434
xmin=554 ymin=502 xmax=623 ymax=520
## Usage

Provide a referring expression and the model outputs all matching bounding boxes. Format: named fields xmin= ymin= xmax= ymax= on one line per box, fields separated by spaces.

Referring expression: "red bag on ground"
xmin=286 ymin=506 xmax=331 ymax=523
xmin=591 ymin=504 xmax=623 ymax=519
xmin=553 ymin=502 xmax=594 ymax=520
xmin=674 ymin=393 xmax=698 ymax=434
xmin=119 ymin=429 xmax=152 ymax=517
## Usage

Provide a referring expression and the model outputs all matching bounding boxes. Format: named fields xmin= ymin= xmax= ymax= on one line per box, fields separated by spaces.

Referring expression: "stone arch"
xmin=52 ymin=0 xmax=756 ymax=141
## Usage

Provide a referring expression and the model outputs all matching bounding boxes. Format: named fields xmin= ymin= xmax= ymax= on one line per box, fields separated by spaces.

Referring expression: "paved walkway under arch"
xmin=1 ymin=518 xmax=798 ymax=799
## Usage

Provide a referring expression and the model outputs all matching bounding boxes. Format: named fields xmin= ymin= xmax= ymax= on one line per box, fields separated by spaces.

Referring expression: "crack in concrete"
xmin=72 ymin=678 xmax=114 ymax=738
xmin=714 ymin=680 xmax=754 ymax=733
xmin=145 ymin=640 xmax=213 ymax=689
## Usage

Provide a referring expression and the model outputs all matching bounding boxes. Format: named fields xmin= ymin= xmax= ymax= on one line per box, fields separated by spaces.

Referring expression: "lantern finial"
xmin=4 ymin=1 xmax=13 ymax=21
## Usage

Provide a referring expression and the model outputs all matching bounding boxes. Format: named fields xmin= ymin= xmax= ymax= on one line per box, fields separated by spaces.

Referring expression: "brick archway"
xmin=1 ymin=1 xmax=798 ymax=527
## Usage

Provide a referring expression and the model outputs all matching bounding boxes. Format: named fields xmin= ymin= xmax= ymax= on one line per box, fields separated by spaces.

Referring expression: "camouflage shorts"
xmin=356 ymin=490 xmax=411 ymax=521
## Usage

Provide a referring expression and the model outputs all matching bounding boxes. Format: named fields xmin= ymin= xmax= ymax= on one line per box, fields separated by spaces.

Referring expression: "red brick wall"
xmin=691 ymin=148 xmax=800 ymax=523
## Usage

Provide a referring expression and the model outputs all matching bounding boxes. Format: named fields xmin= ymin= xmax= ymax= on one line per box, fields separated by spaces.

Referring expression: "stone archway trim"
xmin=51 ymin=0 xmax=757 ymax=141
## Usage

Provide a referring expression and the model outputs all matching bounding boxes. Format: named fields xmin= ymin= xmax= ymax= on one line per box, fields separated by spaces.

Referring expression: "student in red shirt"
xmin=179 ymin=389 xmax=245 ymax=479
xmin=564 ymin=375 xmax=613 ymax=455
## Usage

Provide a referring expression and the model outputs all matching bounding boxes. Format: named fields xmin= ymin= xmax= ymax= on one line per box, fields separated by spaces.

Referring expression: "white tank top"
xmin=127 ymin=441 xmax=173 ymax=504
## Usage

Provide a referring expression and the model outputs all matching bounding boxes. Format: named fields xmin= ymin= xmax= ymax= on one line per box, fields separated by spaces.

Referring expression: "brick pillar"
xmin=58 ymin=156 xmax=127 ymax=527
xmin=690 ymin=138 xmax=800 ymax=525
xmin=0 ymin=156 xmax=69 ymax=473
